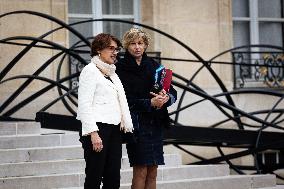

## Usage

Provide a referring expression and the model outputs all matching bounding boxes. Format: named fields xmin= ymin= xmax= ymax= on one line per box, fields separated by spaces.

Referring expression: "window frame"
xmin=68 ymin=0 xmax=140 ymax=35
xmin=233 ymin=0 xmax=284 ymax=44
xmin=232 ymin=0 xmax=284 ymax=89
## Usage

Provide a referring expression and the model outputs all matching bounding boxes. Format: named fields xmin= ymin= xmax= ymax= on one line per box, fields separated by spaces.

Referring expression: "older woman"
xmin=116 ymin=28 xmax=177 ymax=189
xmin=76 ymin=33 xmax=133 ymax=189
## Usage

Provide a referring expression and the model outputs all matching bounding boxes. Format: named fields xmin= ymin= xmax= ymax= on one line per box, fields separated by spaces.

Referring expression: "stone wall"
xmin=0 ymin=0 xmax=70 ymax=119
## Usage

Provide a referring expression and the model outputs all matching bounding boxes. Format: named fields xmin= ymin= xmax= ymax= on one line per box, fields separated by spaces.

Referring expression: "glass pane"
xmin=233 ymin=21 xmax=250 ymax=47
xmin=68 ymin=0 xmax=92 ymax=14
xmin=68 ymin=17 xmax=92 ymax=91
xmin=102 ymin=0 xmax=133 ymax=14
xmin=103 ymin=19 xmax=134 ymax=40
xmin=232 ymin=0 xmax=249 ymax=17
xmin=233 ymin=21 xmax=251 ymax=81
xmin=259 ymin=22 xmax=283 ymax=46
xmin=259 ymin=0 xmax=283 ymax=18
xmin=69 ymin=18 xmax=92 ymax=51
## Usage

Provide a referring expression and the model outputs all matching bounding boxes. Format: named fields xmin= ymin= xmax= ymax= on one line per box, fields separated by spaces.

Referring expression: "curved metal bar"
xmin=209 ymin=44 xmax=284 ymax=62
xmin=0 ymin=116 xmax=34 ymax=121
xmin=217 ymin=146 xmax=245 ymax=174
xmin=0 ymin=18 xmax=97 ymax=117
xmin=174 ymin=65 xmax=206 ymax=125
xmin=254 ymin=96 xmax=284 ymax=173
xmin=172 ymin=80 xmax=282 ymax=128
xmin=192 ymin=138 xmax=284 ymax=165
xmin=0 ymin=10 xmax=90 ymax=46
xmin=0 ymin=21 xmax=96 ymax=116
xmin=55 ymin=53 xmax=78 ymax=116
xmin=258 ymin=96 xmax=284 ymax=132
xmin=0 ymin=52 xmax=64 ymax=114
xmin=98 ymin=18 xmax=244 ymax=130
xmin=0 ymin=17 xmax=98 ymax=118
xmin=0 ymin=41 xmax=62 ymax=50
xmin=39 ymin=87 xmax=78 ymax=112
xmin=0 ymin=13 xmax=89 ymax=84
xmin=57 ymin=54 xmax=78 ymax=106
xmin=56 ymin=17 xmax=240 ymax=122
xmin=53 ymin=37 xmax=95 ymax=115
xmin=170 ymin=83 xmax=284 ymax=131
xmin=208 ymin=45 xmax=284 ymax=172
xmin=153 ymin=56 xmax=284 ymax=68
xmin=172 ymin=70 xmax=242 ymax=130
xmin=0 ymin=36 xmax=86 ymax=114
xmin=170 ymin=87 xmax=284 ymax=116
xmin=0 ymin=73 xmax=79 ymax=117
xmin=172 ymin=144 xmax=207 ymax=161
xmin=210 ymin=109 xmax=284 ymax=129
xmin=3 ymin=40 xmax=283 ymax=67
xmin=1 ymin=11 xmax=284 ymax=177
xmin=0 ymin=18 xmax=98 ymax=85
xmin=1 ymin=13 xmax=279 ymax=129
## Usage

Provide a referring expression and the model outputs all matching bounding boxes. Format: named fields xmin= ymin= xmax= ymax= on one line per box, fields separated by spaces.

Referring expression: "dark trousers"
xmin=80 ymin=122 xmax=122 ymax=189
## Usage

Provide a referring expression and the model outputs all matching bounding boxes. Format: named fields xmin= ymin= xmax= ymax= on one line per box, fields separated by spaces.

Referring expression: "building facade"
xmin=1 ymin=0 xmax=284 ymax=167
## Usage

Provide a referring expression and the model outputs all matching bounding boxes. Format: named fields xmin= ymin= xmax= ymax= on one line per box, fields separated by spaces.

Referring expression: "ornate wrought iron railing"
xmin=1 ymin=10 xmax=284 ymax=180
xmin=233 ymin=51 xmax=284 ymax=88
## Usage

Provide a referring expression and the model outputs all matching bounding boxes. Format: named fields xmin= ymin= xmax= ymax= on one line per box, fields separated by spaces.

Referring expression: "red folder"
xmin=163 ymin=69 xmax=172 ymax=92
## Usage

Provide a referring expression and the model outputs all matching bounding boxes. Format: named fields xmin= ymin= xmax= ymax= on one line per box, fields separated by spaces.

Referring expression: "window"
xmin=68 ymin=0 xmax=140 ymax=46
xmin=233 ymin=0 xmax=284 ymax=47
xmin=232 ymin=0 xmax=284 ymax=88
xmin=68 ymin=0 xmax=140 ymax=91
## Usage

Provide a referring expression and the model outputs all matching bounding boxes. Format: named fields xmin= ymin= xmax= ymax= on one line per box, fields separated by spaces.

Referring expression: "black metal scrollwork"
xmin=1 ymin=10 xmax=284 ymax=180
xmin=233 ymin=51 xmax=284 ymax=88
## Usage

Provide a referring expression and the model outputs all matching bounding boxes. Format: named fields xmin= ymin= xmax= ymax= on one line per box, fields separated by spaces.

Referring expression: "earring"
xmin=98 ymin=53 xmax=101 ymax=57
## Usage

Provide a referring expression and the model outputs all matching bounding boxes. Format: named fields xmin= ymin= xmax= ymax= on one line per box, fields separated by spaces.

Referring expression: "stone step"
xmin=0 ymin=153 xmax=182 ymax=177
xmin=0 ymin=173 xmax=82 ymax=189
xmin=0 ymin=159 xmax=84 ymax=178
xmin=0 ymin=122 xmax=79 ymax=137
xmin=61 ymin=184 xmax=284 ymax=189
xmin=0 ymin=164 xmax=230 ymax=188
xmin=258 ymin=186 xmax=284 ymax=189
xmin=119 ymin=174 xmax=276 ymax=189
xmin=0 ymin=133 xmax=80 ymax=149
xmin=0 ymin=122 xmax=40 ymax=136
xmin=0 ymin=141 xmax=129 ymax=158
xmin=0 ymin=122 xmax=278 ymax=189
xmin=13 ymin=174 xmax=274 ymax=189
xmin=0 ymin=144 xmax=180 ymax=165
xmin=120 ymin=164 xmax=230 ymax=184
xmin=0 ymin=145 xmax=83 ymax=164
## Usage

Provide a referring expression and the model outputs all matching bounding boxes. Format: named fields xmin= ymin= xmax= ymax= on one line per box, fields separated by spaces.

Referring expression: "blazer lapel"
xmin=103 ymin=75 xmax=118 ymax=91
xmin=94 ymin=65 xmax=118 ymax=91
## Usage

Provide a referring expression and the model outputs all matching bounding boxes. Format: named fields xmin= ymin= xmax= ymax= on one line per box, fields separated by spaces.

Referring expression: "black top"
xmin=116 ymin=50 xmax=177 ymax=128
xmin=116 ymin=50 xmax=177 ymax=166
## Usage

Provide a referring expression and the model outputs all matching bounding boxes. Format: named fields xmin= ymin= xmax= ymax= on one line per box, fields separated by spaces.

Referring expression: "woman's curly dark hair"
xmin=91 ymin=33 xmax=122 ymax=57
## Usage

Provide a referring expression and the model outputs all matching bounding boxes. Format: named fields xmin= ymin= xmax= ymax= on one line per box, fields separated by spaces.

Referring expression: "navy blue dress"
xmin=116 ymin=51 xmax=177 ymax=166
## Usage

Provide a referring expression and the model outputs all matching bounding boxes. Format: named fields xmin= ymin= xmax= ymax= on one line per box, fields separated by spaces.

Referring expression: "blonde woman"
xmin=116 ymin=28 xmax=177 ymax=189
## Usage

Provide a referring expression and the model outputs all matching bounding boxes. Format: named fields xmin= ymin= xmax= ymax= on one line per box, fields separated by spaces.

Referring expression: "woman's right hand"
xmin=150 ymin=93 xmax=168 ymax=109
xmin=90 ymin=131 xmax=103 ymax=152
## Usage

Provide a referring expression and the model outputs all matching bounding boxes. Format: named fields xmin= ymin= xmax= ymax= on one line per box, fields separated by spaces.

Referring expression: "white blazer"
xmin=76 ymin=62 xmax=122 ymax=136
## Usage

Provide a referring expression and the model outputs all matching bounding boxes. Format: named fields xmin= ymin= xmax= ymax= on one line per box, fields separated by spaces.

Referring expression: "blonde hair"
xmin=122 ymin=27 xmax=151 ymax=49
